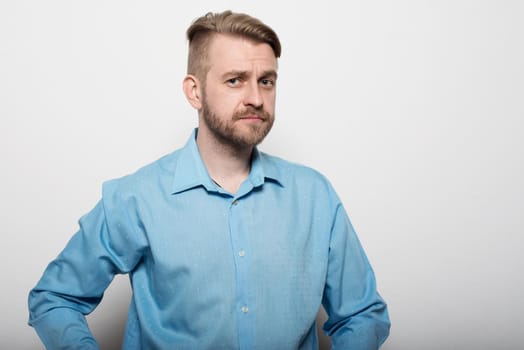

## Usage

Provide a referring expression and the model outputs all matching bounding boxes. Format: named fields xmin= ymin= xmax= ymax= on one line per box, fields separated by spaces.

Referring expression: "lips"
xmin=239 ymin=114 xmax=264 ymax=120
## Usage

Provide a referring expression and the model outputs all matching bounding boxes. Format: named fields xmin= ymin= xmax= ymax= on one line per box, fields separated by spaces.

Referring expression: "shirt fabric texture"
xmin=28 ymin=130 xmax=390 ymax=349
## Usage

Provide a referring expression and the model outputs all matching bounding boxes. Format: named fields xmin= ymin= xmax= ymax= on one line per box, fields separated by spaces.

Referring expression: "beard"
xmin=200 ymin=98 xmax=275 ymax=150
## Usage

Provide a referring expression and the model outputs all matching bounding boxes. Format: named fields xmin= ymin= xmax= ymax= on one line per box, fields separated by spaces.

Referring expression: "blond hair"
xmin=186 ymin=10 xmax=281 ymax=81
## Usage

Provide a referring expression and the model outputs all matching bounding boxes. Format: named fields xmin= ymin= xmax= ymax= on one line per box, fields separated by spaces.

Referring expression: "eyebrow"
xmin=221 ymin=70 xmax=278 ymax=80
xmin=261 ymin=70 xmax=278 ymax=80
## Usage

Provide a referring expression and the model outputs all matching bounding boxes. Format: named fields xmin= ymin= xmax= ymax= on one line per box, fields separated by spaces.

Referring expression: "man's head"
xmin=186 ymin=10 xmax=281 ymax=83
xmin=183 ymin=11 xmax=281 ymax=150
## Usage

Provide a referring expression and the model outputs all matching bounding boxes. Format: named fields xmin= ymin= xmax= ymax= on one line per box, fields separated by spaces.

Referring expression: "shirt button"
xmin=241 ymin=306 xmax=249 ymax=313
xmin=238 ymin=250 xmax=245 ymax=257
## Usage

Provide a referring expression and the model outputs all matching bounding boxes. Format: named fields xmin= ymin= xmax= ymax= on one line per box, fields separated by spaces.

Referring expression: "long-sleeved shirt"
xmin=28 ymin=129 xmax=390 ymax=349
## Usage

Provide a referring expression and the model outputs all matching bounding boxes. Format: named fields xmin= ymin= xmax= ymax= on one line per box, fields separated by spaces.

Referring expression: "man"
xmin=28 ymin=10 xmax=390 ymax=349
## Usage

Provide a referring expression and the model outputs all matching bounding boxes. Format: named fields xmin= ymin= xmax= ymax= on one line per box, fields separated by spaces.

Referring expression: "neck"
xmin=196 ymin=127 xmax=253 ymax=195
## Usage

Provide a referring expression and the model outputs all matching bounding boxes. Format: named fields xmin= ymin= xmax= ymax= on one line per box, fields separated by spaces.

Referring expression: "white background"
xmin=2 ymin=1 xmax=523 ymax=349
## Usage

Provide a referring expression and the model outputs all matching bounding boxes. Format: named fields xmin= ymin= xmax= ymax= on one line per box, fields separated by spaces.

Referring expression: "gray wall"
xmin=2 ymin=1 xmax=523 ymax=349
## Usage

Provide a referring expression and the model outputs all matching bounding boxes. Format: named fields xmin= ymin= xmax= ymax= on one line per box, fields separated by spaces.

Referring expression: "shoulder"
xmin=261 ymin=151 xmax=334 ymax=184
xmin=260 ymin=152 xmax=341 ymax=204
xmin=101 ymin=149 xmax=181 ymax=201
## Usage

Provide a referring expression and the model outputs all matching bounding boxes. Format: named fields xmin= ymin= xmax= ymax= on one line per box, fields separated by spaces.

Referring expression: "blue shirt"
xmin=28 ymin=130 xmax=390 ymax=349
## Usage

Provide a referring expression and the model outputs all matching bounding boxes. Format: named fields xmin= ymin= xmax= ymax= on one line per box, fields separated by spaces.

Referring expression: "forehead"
xmin=207 ymin=34 xmax=277 ymax=74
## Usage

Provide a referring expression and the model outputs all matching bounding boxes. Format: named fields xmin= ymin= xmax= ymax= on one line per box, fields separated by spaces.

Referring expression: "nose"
xmin=243 ymin=81 xmax=263 ymax=109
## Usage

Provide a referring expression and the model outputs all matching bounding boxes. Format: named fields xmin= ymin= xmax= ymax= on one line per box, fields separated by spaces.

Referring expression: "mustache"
xmin=233 ymin=107 xmax=272 ymax=121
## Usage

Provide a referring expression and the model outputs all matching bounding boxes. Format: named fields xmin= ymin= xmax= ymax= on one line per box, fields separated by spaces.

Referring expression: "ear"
xmin=182 ymin=74 xmax=203 ymax=110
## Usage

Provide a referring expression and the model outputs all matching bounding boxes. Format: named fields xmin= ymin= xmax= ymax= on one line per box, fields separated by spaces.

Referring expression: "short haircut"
xmin=186 ymin=10 xmax=281 ymax=81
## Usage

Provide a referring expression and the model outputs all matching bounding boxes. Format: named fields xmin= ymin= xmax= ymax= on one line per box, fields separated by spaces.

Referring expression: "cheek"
xmin=264 ymin=92 xmax=276 ymax=109
xmin=206 ymin=91 xmax=238 ymax=113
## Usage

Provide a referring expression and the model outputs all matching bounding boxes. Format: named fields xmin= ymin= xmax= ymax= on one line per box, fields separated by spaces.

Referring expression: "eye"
xmin=260 ymin=78 xmax=275 ymax=88
xmin=226 ymin=77 xmax=241 ymax=86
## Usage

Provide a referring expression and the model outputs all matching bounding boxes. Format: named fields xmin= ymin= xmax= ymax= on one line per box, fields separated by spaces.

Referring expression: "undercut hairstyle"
xmin=186 ymin=10 xmax=281 ymax=82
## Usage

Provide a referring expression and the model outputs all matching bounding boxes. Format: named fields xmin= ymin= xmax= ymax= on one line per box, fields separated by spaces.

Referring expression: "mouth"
xmin=238 ymin=114 xmax=265 ymax=122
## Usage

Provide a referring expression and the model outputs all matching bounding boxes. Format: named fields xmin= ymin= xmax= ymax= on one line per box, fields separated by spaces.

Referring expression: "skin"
xmin=183 ymin=34 xmax=278 ymax=194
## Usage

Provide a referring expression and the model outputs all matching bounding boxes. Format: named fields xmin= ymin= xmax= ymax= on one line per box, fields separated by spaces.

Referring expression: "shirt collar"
xmin=249 ymin=148 xmax=285 ymax=188
xmin=171 ymin=129 xmax=285 ymax=195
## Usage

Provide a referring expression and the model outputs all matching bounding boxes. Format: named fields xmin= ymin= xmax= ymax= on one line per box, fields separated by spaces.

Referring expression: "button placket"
xmin=228 ymin=194 xmax=254 ymax=347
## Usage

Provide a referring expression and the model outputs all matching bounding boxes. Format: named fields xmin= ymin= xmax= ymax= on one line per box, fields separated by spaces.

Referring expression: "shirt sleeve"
xmin=28 ymin=182 xmax=147 ymax=349
xmin=322 ymin=204 xmax=391 ymax=349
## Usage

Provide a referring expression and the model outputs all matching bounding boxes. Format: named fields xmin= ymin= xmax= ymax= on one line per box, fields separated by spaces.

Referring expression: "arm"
xmin=28 ymin=184 xmax=146 ymax=349
xmin=322 ymin=204 xmax=390 ymax=349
